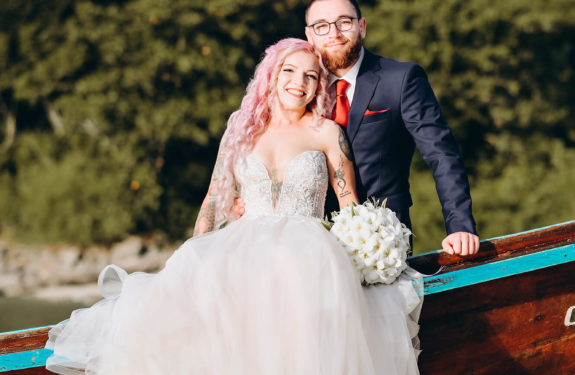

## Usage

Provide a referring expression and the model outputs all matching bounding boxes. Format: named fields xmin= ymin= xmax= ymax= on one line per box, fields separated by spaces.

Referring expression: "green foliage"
xmin=0 ymin=0 xmax=307 ymax=243
xmin=0 ymin=0 xmax=574 ymax=247
xmin=472 ymin=136 xmax=575 ymax=236
xmin=2 ymin=133 xmax=161 ymax=244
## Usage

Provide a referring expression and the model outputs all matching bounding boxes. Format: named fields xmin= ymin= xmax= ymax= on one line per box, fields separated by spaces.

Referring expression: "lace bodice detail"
xmin=235 ymin=150 xmax=328 ymax=218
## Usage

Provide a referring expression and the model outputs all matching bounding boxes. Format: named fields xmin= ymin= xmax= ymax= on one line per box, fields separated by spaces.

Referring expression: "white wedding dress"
xmin=46 ymin=150 xmax=423 ymax=375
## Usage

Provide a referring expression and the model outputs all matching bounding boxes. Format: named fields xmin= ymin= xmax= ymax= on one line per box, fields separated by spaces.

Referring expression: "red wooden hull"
xmin=419 ymin=260 xmax=575 ymax=374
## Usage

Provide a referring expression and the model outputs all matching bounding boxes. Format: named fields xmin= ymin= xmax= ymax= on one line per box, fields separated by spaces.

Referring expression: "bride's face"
xmin=275 ymin=50 xmax=320 ymax=110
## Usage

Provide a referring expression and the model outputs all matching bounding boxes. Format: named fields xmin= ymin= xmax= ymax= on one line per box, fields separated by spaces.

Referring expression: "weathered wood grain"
xmin=0 ymin=329 xmax=50 ymax=355
xmin=410 ymin=220 xmax=575 ymax=275
xmin=419 ymin=260 xmax=575 ymax=374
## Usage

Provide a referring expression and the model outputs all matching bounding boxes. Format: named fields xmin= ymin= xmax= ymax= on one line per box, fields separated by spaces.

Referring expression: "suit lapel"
xmin=347 ymin=51 xmax=381 ymax=142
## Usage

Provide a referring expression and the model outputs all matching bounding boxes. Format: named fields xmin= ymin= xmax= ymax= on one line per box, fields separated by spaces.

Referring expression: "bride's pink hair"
xmin=213 ymin=38 xmax=334 ymax=225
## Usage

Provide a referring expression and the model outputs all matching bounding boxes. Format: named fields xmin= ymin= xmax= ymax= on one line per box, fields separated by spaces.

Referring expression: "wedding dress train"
xmin=46 ymin=150 xmax=422 ymax=374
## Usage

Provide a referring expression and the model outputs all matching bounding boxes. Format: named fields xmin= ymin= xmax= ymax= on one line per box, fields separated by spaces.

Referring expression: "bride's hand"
xmin=234 ymin=198 xmax=246 ymax=219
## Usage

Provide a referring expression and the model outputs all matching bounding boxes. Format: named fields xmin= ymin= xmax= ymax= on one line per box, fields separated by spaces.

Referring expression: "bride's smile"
xmin=275 ymin=50 xmax=320 ymax=111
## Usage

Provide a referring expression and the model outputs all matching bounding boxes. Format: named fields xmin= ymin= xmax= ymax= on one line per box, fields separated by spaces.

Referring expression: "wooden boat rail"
xmin=409 ymin=220 xmax=575 ymax=274
xmin=0 ymin=328 xmax=51 ymax=356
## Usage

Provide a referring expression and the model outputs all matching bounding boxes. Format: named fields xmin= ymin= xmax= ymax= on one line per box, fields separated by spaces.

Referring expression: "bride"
xmin=45 ymin=38 xmax=422 ymax=375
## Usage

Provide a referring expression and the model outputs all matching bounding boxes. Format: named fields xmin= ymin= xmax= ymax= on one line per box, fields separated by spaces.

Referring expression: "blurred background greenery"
xmin=1 ymin=0 xmax=574 ymax=252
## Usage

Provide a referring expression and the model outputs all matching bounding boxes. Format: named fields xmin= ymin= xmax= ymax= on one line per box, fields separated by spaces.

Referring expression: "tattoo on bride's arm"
xmin=270 ymin=168 xmax=283 ymax=210
xmin=194 ymin=149 xmax=226 ymax=235
xmin=334 ymin=155 xmax=351 ymax=198
xmin=194 ymin=197 xmax=217 ymax=235
xmin=337 ymin=126 xmax=353 ymax=161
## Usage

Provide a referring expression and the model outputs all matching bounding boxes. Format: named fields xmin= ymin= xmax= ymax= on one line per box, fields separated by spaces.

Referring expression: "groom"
xmin=305 ymin=0 xmax=480 ymax=256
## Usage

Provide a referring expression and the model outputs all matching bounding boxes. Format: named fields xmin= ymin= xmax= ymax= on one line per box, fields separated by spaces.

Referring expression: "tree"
xmin=0 ymin=0 xmax=307 ymax=243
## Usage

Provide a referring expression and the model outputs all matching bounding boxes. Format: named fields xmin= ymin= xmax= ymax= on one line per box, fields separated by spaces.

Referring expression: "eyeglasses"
xmin=307 ymin=17 xmax=357 ymax=36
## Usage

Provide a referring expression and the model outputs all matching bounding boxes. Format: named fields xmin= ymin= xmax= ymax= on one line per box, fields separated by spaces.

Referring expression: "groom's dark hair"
xmin=305 ymin=0 xmax=362 ymax=23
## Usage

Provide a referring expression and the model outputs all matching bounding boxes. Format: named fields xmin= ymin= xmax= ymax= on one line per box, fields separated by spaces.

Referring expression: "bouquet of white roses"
xmin=323 ymin=199 xmax=412 ymax=285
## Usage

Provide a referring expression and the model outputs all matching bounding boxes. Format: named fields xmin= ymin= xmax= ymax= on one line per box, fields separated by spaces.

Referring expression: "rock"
xmin=0 ymin=236 xmax=177 ymax=301
xmin=68 ymin=246 xmax=109 ymax=283
xmin=0 ymin=272 xmax=23 ymax=296
xmin=55 ymin=247 xmax=82 ymax=282
xmin=34 ymin=283 xmax=102 ymax=304
xmin=110 ymin=237 xmax=144 ymax=272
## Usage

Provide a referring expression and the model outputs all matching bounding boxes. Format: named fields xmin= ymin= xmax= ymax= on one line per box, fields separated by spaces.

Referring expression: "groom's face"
xmin=305 ymin=0 xmax=366 ymax=74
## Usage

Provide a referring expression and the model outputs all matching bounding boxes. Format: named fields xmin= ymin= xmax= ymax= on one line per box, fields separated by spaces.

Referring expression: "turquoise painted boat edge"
xmin=0 ymin=325 xmax=54 ymax=335
xmin=423 ymin=243 xmax=575 ymax=295
xmin=409 ymin=219 xmax=575 ymax=259
xmin=0 ymin=349 xmax=52 ymax=372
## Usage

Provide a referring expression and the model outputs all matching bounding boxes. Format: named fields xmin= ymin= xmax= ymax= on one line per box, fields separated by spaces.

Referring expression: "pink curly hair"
xmin=213 ymin=38 xmax=334 ymax=225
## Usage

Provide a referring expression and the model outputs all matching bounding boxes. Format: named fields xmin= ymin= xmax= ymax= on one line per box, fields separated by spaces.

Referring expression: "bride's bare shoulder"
xmin=309 ymin=117 xmax=341 ymax=135
xmin=318 ymin=118 xmax=347 ymax=142
xmin=305 ymin=117 xmax=347 ymax=153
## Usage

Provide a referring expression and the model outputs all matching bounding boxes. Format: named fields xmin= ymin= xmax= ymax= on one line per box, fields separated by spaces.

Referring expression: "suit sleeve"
xmin=400 ymin=64 xmax=477 ymax=235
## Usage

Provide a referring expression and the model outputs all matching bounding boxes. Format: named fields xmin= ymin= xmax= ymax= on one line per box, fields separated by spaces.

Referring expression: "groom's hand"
xmin=234 ymin=198 xmax=246 ymax=219
xmin=442 ymin=232 xmax=480 ymax=256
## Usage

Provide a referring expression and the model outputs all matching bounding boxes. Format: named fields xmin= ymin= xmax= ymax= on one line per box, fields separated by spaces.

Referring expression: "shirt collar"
xmin=329 ymin=47 xmax=365 ymax=86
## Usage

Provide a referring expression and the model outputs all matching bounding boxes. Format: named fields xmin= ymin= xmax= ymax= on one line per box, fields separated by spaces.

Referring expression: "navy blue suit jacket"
xmin=339 ymin=49 xmax=476 ymax=235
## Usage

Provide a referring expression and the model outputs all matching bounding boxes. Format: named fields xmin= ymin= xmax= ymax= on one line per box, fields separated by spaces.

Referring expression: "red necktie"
xmin=333 ymin=79 xmax=351 ymax=127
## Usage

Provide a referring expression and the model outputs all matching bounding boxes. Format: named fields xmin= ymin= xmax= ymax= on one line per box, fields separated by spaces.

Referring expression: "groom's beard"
xmin=320 ymin=36 xmax=363 ymax=73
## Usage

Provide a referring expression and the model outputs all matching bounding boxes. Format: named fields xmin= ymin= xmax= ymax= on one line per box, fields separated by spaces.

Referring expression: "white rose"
xmin=350 ymin=216 xmax=369 ymax=233
xmin=355 ymin=205 xmax=370 ymax=217
xmin=363 ymin=268 xmax=380 ymax=284
xmin=363 ymin=252 xmax=378 ymax=267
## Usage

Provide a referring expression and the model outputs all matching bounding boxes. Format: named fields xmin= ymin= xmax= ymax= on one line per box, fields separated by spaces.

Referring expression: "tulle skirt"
xmin=45 ymin=215 xmax=423 ymax=374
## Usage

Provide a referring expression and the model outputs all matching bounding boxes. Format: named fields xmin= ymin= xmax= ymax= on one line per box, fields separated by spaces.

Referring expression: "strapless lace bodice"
xmin=235 ymin=150 xmax=328 ymax=218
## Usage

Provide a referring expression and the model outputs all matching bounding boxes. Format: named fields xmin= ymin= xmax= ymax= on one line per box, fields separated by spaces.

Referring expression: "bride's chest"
xmin=234 ymin=151 xmax=328 ymax=216
xmin=237 ymin=151 xmax=327 ymax=186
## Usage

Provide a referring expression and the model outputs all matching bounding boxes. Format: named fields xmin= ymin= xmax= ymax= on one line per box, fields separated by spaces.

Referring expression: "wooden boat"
xmin=412 ymin=219 xmax=575 ymax=374
xmin=1 ymin=220 xmax=574 ymax=374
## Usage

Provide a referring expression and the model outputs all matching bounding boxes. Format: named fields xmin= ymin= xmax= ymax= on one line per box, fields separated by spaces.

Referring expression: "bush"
xmin=2 ymin=134 xmax=161 ymax=244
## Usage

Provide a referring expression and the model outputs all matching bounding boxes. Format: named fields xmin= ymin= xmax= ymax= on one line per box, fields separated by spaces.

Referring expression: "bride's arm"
xmin=322 ymin=120 xmax=360 ymax=209
xmin=193 ymin=139 xmax=228 ymax=236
